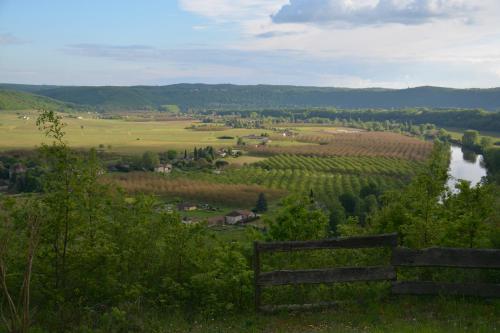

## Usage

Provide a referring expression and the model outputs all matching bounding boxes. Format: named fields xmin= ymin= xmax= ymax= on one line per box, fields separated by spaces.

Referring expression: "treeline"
xmin=210 ymin=108 xmax=500 ymax=133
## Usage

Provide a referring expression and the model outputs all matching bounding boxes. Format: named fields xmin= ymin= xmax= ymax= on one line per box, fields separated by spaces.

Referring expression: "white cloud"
xmin=179 ymin=0 xmax=287 ymax=22
xmin=272 ymin=0 xmax=475 ymax=25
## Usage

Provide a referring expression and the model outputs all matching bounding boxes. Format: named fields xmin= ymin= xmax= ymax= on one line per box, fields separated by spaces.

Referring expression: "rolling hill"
xmin=1 ymin=83 xmax=500 ymax=111
xmin=0 ymin=89 xmax=78 ymax=111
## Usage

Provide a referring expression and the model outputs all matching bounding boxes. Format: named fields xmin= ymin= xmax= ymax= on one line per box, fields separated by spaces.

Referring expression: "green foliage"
xmin=267 ymin=196 xmax=328 ymax=241
xmin=371 ymin=141 xmax=451 ymax=247
xmin=166 ymin=149 xmax=177 ymax=160
xmin=462 ymin=130 xmax=479 ymax=148
xmin=484 ymin=148 xmax=500 ymax=184
xmin=141 ymin=151 xmax=159 ymax=170
xmin=480 ymin=136 xmax=493 ymax=150
xmin=441 ymin=181 xmax=496 ymax=248
xmin=370 ymin=140 xmax=498 ymax=249
xmin=5 ymin=84 xmax=500 ymax=115
xmin=0 ymin=89 xmax=76 ymax=111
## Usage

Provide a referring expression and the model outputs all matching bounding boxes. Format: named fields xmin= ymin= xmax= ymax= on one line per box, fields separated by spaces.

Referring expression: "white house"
xmin=154 ymin=163 xmax=172 ymax=174
xmin=224 ymin=210 xmax=257 ymax=225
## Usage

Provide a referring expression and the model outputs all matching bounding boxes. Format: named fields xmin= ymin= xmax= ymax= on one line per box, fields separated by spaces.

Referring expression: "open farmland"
xmin=256 ymin=155 xmax=418 ymax=176
xmin=0 ymin=111 xmax=261 ymax=152
xmin=105 ymin=172 xmax=285 ymax=207
xmin=1 ymin=110 xmax=432 ymax=208
xmin=157 ymin=131 xmax=429 ymax=206
xmin=187 ymin=167 xmax=406 ymax=203
xmin=249 ymin=131 xmax=433 ymax=160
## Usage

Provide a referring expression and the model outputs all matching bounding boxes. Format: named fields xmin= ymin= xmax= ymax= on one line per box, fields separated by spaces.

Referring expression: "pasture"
xmin=0 ymin=111 xmax=258 ymax=152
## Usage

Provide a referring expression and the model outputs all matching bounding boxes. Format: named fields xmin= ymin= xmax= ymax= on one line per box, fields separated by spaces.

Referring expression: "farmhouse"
xmin=224 ymin=210 xmax=256 ymax=225
xmin=154 ymin=163 xmax=172 ymax=174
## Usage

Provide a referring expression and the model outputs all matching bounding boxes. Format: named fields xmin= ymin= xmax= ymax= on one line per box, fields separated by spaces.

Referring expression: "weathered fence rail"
xmin=392 ymin=247 xmax=500 ymax=268
xmin=254 ymin=234 xmax=500 ymax=311
xmin=391 ymin=247 xmax=500 ymax=298
xmin=253 ymin=233 xmax=398 ymax=311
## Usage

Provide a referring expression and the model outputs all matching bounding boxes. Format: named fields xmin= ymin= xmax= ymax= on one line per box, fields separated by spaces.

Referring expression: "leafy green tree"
xmin=166 ymin=149 xmax=177 ymax=160
xmin=328 ymin=200 xmax=346 ymax=236
xmin=142 ymin=151 xmax=159 ymax=170
xmin=372 ymin=141 xmax=450 ymax=247
xmin=462 ymin=130 xmax=479 ymax=148
xmin=480 ymin=137 xmax=492 ymax=150
xmin=339 ymin=192 xmax=360 ymax=216
xmin=267 ymin=196 xmax=328 ymax=241
xmin=442 ymin=181 xmax=496 ymax=248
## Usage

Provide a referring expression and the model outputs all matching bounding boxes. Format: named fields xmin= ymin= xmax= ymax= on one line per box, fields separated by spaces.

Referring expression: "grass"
xmin=227 ymin=155 xmax=267 ymax=165
xmin=184 ymin=299 xmax=498 ymax=333
xmin=0 ymin=111 xmax=261 ymax=153
xmin=70 ymin=297 xmax=499 ymax=332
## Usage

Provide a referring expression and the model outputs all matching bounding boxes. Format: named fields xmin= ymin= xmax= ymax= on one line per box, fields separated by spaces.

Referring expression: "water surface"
xmin=447 ymin=145 xmax=487 ymax=191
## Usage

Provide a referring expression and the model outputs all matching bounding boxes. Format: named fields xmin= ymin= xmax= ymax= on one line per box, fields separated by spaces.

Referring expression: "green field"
xmin=0 ymin=111 xmax=322 ymax=153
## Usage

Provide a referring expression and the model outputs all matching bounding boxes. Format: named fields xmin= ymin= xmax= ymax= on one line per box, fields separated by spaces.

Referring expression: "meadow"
xmin=0 ymin=111 xmax=258 ymax=152
xmin=0 ymin=111 xmax=317 ymax=153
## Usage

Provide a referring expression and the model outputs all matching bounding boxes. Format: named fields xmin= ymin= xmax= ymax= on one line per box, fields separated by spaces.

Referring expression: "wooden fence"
xmin=253 ymin=233 xmax=500 ymax=311
xmin=391 ymin=247 xmax=500 ymax=297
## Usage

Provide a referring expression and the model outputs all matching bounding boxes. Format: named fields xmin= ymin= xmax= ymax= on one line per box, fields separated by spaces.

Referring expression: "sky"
xmin=1 ymin=0 xmax=500 ymax=88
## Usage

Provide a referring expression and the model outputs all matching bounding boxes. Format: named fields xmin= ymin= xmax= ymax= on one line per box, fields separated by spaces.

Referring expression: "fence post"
xmin=254 ymin=241 xmax=261 ymax=311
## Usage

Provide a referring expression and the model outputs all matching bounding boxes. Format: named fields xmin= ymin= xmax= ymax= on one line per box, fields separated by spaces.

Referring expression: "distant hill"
xmin=0 ymin=89 xmax=78 ymax=111
xmin=1 ymin=83 xmax=500 ymax=111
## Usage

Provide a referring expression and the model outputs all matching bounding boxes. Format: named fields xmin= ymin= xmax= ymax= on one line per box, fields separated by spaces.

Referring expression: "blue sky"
xmin=1 ymin=0 xmax=500 ymax=88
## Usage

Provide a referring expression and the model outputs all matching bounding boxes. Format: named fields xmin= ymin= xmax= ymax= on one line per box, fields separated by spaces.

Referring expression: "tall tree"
xmin=255 ymin=193 xmax=268 ymax=213
xmin=267 ymin=196 xmax=328 ymax=241
xmin=462 ymin=130 xmax=479 ymax=148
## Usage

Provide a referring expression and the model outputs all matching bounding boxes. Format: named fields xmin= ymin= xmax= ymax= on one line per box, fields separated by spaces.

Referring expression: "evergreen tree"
xmin=255 ymin=193 xmax=268 ymax=212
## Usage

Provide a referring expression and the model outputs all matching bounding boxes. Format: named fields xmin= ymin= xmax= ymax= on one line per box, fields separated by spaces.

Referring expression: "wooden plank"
xmin=257 ymin=266 xmax=396 ymax=286
xmin=256 ymin=233 xmax=398 ymax=252
xmin=392 ymin=247 xmax=500 ymax=268
xmin=392 ymin=281 xmax=500 ymax=298
xmin=259 ymin=301 xmax=340 ymax=313
xmin=253 ymin=241 xmax=261 ymax=310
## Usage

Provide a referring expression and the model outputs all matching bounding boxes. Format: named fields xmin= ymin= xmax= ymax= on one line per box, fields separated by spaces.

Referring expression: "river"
xmin=447 ymin=144 xmax=487 ymax=191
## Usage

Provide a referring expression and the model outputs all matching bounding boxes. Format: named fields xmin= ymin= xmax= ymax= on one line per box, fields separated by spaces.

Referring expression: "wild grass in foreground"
xmin=48 ymin=298 xmax=499 ymax=333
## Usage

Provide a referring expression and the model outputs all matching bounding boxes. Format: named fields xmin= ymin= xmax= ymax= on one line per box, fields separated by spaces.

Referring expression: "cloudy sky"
xmin=1 ymin=0 xmax=499 ymax=88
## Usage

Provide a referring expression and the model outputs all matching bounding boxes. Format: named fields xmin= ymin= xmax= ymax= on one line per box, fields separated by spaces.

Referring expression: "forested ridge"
xmin=2 ymin=83 xmax=500 ymax=111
